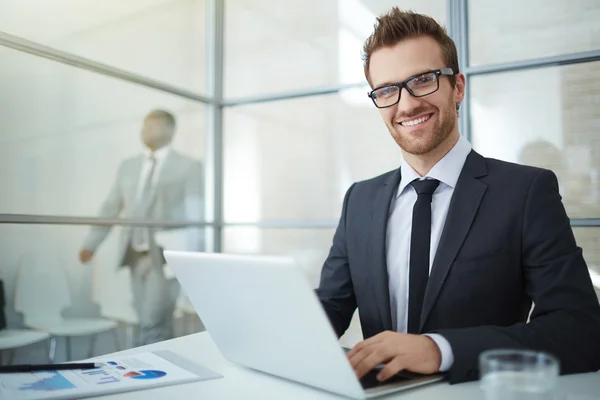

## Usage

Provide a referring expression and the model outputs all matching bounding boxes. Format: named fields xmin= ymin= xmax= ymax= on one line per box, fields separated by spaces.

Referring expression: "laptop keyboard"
xmin=341 ymin=348 xmax=428 ymax=389
xmin=359 ymin=369 xmax=426 ymax=389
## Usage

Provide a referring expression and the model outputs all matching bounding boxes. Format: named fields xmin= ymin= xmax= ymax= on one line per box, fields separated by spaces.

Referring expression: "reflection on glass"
xmin=0 ymin=0 xmax=207 ymax=92
xmin=224 ymin=0 xmax=445 ymax=97
xmin=223 ymin=91 xmax=402 ymax=221
xmin=0 ymin=223 xmax=207 ymax=364
xmin=0 ymin=47 xmax=205 ymax=216
xmin=470 ymin=62 xmax=600 ymax=218
xmin=222 ymin=227 xmax=363 ymax=345
xmin=223 ymin=227 xmax=334 ymax=287
xmin=79 ymin=109 xmax=205 ymax=345
xmin=468 ymin=0 xmax=600 ymax=66
xmin=572 ymin=228 xmax=600 ymax=300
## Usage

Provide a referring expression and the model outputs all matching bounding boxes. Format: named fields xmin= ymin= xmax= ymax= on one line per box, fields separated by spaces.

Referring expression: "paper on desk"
xmin=0 ymin=350 xmax=221 ymax=400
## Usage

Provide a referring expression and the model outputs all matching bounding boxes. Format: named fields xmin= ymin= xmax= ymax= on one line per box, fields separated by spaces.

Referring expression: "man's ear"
xmin=454 ymin=73 xmax=466 ymax=104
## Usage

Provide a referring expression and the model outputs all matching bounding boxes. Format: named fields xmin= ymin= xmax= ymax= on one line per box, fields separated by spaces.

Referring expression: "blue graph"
xmin=81 ymin=368 xmax=120 ymax=384
xmin=81 ymin=370 xmax=108 ymax=376
xmin=19 ymin=372 xmax=77 ymax=392
xmin=129 ymin=370 xmax=166 ymax=380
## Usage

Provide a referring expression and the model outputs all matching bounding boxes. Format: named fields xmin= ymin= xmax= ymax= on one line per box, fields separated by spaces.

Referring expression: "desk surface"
xmin=92 ymin=332 xmax=600 ymax=400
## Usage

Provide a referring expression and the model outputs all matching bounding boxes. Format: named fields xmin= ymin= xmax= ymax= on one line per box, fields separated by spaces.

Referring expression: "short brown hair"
xmin=362 ymin=8 xmax=459 ymax=87
xmin=147 ymin=109 xmax=176 ymax=129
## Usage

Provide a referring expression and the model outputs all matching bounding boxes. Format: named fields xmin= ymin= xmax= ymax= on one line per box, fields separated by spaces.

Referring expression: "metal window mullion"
xmin=465 ymin=49 xmax=600 ymax=76
xmin=0 ymin=31 xmax=213 ymax=104
xmin=0 ymin=214 xmax=214 ymax=228
xmin=459 ymin=0 xmax=472 ymax=142
xmin=450 ymin=0 xmax=471 ymax=141
xmin=1 ymin=214 xmax=599 ymax=228
xmin=222 ymin=81 xmax=368 ymax=107
xmin=205 ymin=0 xmax=225 ymax=252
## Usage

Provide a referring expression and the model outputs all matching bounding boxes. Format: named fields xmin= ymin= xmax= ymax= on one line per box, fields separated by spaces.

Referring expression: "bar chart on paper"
xmin=17 ymin=371 xmax=77 ymax=392
xmin=0 ymin=351 xmax=220 ymax=400
xmin=79 ymin=368 xmax=121 ymax=385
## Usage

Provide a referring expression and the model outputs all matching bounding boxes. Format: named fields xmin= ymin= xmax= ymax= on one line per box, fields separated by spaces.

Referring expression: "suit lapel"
xmin=420 ymin=151 xmax=488 ymax=331
xmin=154 ymin=150 xmax=175 ymax=189
xmin=370 ymin=169 xmax=401 ymax=332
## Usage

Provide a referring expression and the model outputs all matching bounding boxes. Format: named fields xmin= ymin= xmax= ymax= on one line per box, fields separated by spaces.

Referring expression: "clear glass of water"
xmin=479 ymin=349 xmax=560 ymax=400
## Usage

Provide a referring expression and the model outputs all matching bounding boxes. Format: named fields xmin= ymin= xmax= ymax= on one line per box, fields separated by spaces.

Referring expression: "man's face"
xmin=368 ymin=36 xmax=465 ymax=156
xmin=141 ymin=115 xmax=173 ymax=150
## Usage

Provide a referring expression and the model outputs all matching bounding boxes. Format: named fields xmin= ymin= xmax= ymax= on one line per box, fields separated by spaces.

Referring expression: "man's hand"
xmin=79 ymin=249 xmax=94 ymax=264
xmin=347 ymin=331 xmax=442 ymax=382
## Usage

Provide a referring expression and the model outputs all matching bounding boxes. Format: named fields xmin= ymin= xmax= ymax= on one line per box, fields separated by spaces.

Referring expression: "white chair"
xmin=91 ymin=259 xmax=139 ymax=349
xmin=0 ymin=329 xmax=50 ymax=365
xmin=174 ymin=290 xmax=204 ymax=336
xmin=14 ymin=253 xmax=119 ymax=362
xmin=158 ymin=228 xmax=205 ymax=337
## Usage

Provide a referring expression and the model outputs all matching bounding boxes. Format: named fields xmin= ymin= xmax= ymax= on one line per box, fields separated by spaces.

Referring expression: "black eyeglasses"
xmin=367 ymin=68 xmax=455 ymax=109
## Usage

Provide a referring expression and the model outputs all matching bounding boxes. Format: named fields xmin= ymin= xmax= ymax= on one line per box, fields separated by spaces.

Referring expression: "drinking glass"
xmin=479 ymin=349 xmax=559 ymax=400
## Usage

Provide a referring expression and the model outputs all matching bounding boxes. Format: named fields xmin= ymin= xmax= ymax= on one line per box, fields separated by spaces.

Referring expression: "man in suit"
xmin=316 ymin=8 xmax=600 ymax=384
xmin=79 ymin=109 xmax=204 ymax=345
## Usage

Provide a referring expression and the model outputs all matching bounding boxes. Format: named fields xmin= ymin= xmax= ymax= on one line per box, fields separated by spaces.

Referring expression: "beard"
xmin=389 ymin=98 xmax=457 ymax=156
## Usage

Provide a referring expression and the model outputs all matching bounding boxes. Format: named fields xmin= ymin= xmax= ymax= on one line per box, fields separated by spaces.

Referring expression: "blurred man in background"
xmin=79 ymin=109 xmax=204 ymax=345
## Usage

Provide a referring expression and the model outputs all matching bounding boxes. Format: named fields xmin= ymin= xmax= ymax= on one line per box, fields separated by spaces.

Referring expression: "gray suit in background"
xmin=82 ymin=149 xmax=204 ymax=344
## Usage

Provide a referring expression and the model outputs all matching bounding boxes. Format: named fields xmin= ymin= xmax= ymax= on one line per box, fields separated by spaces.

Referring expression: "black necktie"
xmin=407 ymin=178 xmax=440 ymax=333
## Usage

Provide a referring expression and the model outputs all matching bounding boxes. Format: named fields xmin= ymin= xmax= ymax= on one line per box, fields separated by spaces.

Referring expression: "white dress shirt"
xmin=386 ymin=134 xmax=472 ymax=372
xmin=131 ymin=146 xmax=171 ymax=251
xmin=135 ymin=146 xmax=171 ymax=203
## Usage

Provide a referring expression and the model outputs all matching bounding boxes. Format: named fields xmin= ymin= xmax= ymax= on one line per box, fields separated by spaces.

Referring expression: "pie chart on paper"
xmin=123 ymin=370 xmax=167 ymax=380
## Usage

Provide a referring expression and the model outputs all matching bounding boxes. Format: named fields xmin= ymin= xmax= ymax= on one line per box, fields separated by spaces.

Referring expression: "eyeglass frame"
xmin=367 ymin=67 xmax=455 ymax=109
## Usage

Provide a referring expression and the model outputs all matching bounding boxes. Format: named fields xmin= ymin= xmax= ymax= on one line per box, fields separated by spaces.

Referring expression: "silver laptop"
xmin=164 ymin=251 xmax=443 ymax=399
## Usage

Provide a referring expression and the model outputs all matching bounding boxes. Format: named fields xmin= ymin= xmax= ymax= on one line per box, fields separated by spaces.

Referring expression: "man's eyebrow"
xmin=372 ymin=80 xmax=398 ymax=89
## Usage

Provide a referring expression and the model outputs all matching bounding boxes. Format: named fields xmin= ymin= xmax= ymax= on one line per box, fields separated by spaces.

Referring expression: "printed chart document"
xmin=0 ymin=350 xmax=221 ymax=400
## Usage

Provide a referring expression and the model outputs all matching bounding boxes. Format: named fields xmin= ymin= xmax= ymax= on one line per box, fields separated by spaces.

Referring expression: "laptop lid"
xmin=164 ymin=251 xmax=442 ymax=399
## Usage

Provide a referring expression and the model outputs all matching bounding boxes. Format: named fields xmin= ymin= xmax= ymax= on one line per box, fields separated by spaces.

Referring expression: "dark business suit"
xmin=316 ymin=150 xmax=600 ymax=383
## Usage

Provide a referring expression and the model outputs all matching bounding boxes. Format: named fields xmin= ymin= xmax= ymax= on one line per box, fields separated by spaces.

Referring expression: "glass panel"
xmin=224 ymin=0 xmax=446 ymax=97
xmin=223 ymin=227 xmax=334 ymax=287
xmin=573 ymin=227 xmax=600 ymax=300
xmin=0 ymin=223 xmax=207 ymax=364
xmin=0 ymin=48 xmax=206 ymax=219
xmin=470 ymin=62 xmax=600 ymax=218
xmin=468 ymin=0 xmax=600 ymax=66
xmin=222 ymin=226 xmax=365 ymax=346
xmin=223 ymin=89 xmax=403 ymax=221
xmin=0 ymin=0 xmax=207 ymax=92
xmin=222 ymin=225 xmax=600 ymax=344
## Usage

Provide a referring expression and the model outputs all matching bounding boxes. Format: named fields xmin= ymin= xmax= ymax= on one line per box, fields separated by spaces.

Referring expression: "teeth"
xmin=400 ymin=115 xmax=430 ymax=127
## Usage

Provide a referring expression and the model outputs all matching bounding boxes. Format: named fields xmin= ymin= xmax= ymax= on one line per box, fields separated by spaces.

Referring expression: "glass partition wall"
xmin=1 ymin=0 xmax=599 ymax=362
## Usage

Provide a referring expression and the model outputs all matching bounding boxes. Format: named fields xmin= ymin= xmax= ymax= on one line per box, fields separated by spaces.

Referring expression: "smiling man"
xmin=316 ymin=8 xmax=600 ymax=384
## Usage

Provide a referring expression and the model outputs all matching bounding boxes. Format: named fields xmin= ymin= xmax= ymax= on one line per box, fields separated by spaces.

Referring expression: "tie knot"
xmin=410 ymin=179 xmax=440 ymax=196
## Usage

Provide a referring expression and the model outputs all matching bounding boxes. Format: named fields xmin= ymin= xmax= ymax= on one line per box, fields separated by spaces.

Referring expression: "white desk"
xmin=92 ymin=332 xmax=600 ymax=400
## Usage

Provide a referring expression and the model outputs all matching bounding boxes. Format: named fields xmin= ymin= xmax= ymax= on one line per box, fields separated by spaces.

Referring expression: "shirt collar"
xmin=145 ymin=145 xmax=171 ymax=163
xmin=397 ymin=134 xmax=472 ymax=198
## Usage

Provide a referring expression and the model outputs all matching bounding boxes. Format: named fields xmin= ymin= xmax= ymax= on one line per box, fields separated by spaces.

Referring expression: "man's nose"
xmin=395 ymin=87 xmax=423 ymax=116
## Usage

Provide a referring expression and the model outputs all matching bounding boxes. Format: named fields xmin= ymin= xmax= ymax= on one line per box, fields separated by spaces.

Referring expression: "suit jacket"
xmin=83 ymin=150 xmax=204 ymax=267
xmin=316 ymin=150 xmax=600 ymax=383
